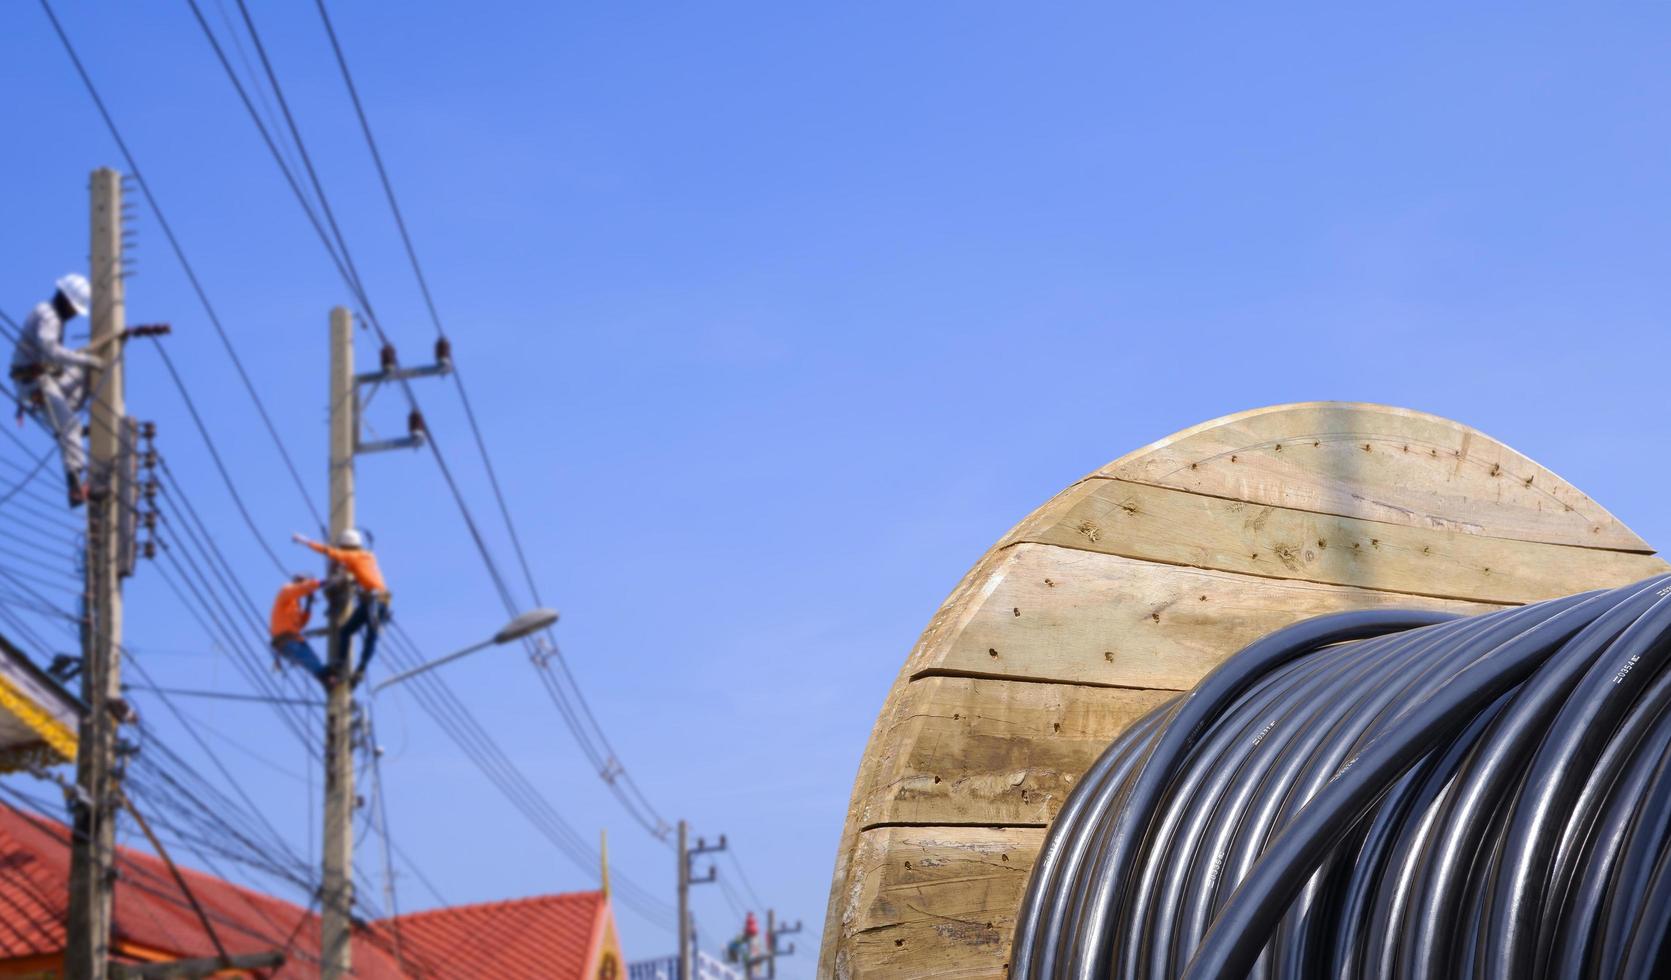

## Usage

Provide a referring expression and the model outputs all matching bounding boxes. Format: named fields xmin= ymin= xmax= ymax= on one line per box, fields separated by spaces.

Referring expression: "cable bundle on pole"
xmin=1012 ymin=575 xmax=1671 ymax=979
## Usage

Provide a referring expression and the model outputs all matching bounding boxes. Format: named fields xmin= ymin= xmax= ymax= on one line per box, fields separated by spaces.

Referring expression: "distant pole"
xmin=321 ymin=306 xmax=356 ymax=978
xmin=677 ymin=821 xmax=727 ymax=980
xmin=67 ymin=166 xmax=128 ymax=980
xmin=677 ymin=820 xmax=691 ymax=980
xmin=601 ymin=828 xmax=611 ymax=899
xmin=766 ymin=909 xmax=800 ymax=979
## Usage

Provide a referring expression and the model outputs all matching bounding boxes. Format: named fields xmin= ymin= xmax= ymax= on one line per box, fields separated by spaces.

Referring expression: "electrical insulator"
xmin=435 ymin=336 xmax=453 ymax=368
xmin=381 ymin=343 xmax=397 ymax=372
xmin=408 ymin=410 xmax=426 ymax=437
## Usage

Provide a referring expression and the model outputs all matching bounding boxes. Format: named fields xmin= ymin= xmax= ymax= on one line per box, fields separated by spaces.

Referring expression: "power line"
xmin=376 ymin=622 xmax=677 ymax=929
xmin=37 ymin=0 xmax=326 ymax=533
xmin=302 ymin=4 xmax=707 ymax=875
xmin=726 ymin=848 xmax=768 ymax=912
xmin=309 ymin=0 xmax=444 ymax=337
xmin=40 ymin=0 xmax=787 ymax=939
xmin=150 ymin=343 xmax=291 ymax=574
xmin=0 ymin=781 xmax=332 ymax=968
xmin=181 ymin=1 xmax=694 ymax=924
xmin=123 ymin=683 xmax=323 ymax=707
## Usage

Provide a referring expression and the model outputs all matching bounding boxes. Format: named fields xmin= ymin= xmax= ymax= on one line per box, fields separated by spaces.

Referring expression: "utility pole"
xmin=745 ymin=908 xmax=801 ymax=978
xmin=67 ymin=167 xmax=128 ymax=980
xmin=321 ymin=305 xmax=356 ymax=978
xmin=677 ymin=821 xmax=727 ymax=980
xmin=765 ymin=909 xmax=802 ymax=980
xmin=320 ymin=309 xmax=449 ymax=978
xmin=677 ymin=821 xmax=689 ymax=980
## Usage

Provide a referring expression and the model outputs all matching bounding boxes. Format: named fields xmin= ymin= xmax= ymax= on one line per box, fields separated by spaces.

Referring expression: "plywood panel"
xmin=1097 ymin=402 xmax=1649 ymax=551
xmin=1004 ymin=479 xmax=1666 ymax=605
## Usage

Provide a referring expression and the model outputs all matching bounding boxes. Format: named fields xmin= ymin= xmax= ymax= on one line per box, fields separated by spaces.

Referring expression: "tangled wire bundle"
xmin=1011 ymin=576 xmax=1671 ymax=979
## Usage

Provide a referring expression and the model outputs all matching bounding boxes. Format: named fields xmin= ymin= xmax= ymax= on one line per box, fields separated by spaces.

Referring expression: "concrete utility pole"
xmin=322 ymin=306 xmax=357 ymax=978
xmin=765 ymin=909 xmax=802 ymax=979
xmin=678 ymin=821 xmax=690 ymax=980
xmin=67 ymin=167 xmax=128 ymax=980
xmin=678 ymin=820 xmax=727 ymax=980
xmin=319 ymin=308 xmax=448 ymax=977
xmin=746 ymin=907 xmax=801 ymax=978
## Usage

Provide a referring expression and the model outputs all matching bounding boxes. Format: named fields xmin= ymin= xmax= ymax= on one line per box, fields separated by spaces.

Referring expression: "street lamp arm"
xmin=372 ymin=608 xmax=558 ymax=694
xmin=371 ymin=637 xmax=493 ymax=694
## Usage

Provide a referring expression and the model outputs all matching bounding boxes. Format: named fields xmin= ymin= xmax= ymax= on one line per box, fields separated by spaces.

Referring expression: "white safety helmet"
xmin=336 ymin=528 xmax=364 ymax=549
xmin=54 ymin=273 xmax=91 ymax=317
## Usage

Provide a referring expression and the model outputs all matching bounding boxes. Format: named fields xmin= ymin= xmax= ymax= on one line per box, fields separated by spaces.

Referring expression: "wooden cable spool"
xmin=818 ymin=402 xmax=1668 ymax=979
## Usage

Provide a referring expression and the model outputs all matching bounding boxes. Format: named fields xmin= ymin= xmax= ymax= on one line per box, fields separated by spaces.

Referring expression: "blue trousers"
xmin=274 ymin=637 xmax=328 ymax=681
xmin=341 ymin=594 xmax=390 ymax=676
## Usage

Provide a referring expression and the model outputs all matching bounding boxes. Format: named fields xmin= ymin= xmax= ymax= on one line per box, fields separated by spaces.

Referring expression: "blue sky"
xmin=5 ymin=2 xmax=1671 ymax=973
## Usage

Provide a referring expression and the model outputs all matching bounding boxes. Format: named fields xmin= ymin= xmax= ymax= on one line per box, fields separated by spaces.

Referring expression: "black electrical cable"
xmin=1011 ymin=575 xmax=1671 ymax=980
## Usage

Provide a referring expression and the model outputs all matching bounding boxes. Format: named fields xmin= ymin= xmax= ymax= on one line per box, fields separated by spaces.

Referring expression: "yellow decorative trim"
xmin=0 ymin=671 xmax=76 ymax=762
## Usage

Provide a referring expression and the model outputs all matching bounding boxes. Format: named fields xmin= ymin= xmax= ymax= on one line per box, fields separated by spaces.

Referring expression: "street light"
xmin=372 ymin=607 xmax=558 ymax=694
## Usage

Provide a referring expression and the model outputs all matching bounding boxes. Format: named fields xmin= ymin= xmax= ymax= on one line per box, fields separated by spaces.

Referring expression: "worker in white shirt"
xmin=9 ymin=273 xmax=103 ymax=507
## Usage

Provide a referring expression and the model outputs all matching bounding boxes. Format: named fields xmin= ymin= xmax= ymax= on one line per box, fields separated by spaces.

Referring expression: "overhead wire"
xmin=307 ymin=0 xmax=690 ymax=857
xmin=8 ymin=1 xmax=458 ymax=915
xmin=37 ymin=0 xmax=327 ymax=534
xmin=39 ymin=0 xmax=774 ymax=938
xmin=0 ymin=781 xmax=332 ymax=969
xmin=375 ymin=621 xmax=677 ymax=929
xmin=192 ymin=0 xmax=695 ymax=924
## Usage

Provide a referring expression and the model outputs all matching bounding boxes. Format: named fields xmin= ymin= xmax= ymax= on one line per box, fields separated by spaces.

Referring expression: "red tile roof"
xmin=377 ymin=890 xmax=609 ymax=980
xmin=0 ymin=803 xmax=407 ymax=977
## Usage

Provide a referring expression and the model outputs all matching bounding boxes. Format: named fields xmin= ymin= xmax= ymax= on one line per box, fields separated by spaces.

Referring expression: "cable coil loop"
xmin=1012 ymin=575 xmax=1671 ymax=979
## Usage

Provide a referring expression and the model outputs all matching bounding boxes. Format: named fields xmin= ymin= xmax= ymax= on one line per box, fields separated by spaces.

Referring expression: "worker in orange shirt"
xmin=292 ymin=528 xmax=390 ymax=686
xmin=269 ymin=574 xmax=329 ymax=685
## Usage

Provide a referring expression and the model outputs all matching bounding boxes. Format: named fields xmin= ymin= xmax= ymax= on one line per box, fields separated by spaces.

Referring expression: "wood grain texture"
xmin=1098 ymin=402 xmax=1650 ymax=552
xmin=1004 ymin=479 xmax=1667 ymax=605
xmin=817 ymin=547 xmax=1020 ymax=971
xmin=819 ymin=403 xmax=1665 ymax=978
xmin=855 ymin=675 xmax=1174 ymax=828
xmin=909 ymin=544 xmax=1502 ymax=690
xmin=831 ymin=826 xmax=1043 ymax=980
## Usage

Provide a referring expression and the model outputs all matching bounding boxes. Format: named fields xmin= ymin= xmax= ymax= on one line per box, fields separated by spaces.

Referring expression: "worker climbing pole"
xmin=10 ymin=271 xmax=100 ymax=507
xmin=313 ymin=305 xmax=450 ymax=980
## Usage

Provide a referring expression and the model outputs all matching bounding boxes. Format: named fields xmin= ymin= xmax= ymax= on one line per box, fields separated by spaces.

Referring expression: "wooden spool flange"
xmin=819 ymin=402 xmax=1668 ymax=979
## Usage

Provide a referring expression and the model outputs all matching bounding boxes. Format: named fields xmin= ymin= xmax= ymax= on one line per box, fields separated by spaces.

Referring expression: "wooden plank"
xmin=817 ymin=548 xmax=1018 ymax=975
xmin=1097 ymin=402 xmax=1651 ymax=552
xmin=1004 ymin=479 xmax=1668 ymax=605
xmin=833 ymin=826 xmax=1041 ymax=980
xmin=821 ymin=545 xmax=1495 ymax=975
xmin=907 ymin=544 xmax=1500 ymax=690
xmin=856 ymin=675 xmax=1172 ymax=828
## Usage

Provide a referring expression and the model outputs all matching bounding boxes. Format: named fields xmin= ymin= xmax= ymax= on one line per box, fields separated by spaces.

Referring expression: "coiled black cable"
xmin=1010 ymin=575 xmax=1671 ymax=979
